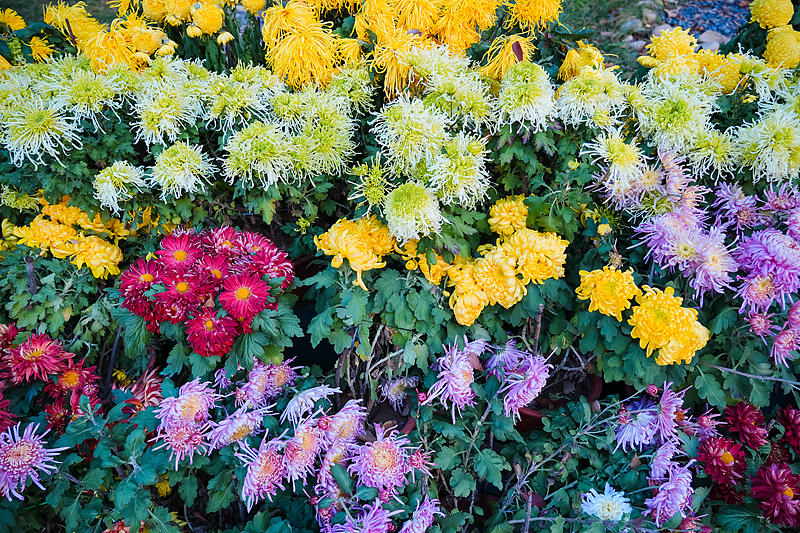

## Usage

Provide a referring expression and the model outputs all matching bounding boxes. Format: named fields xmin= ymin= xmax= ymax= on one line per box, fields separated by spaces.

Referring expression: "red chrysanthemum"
xmin=43 ymin=358 xmax=99 ymax=399
xmin=767 ymin=441 xmax=794 ymax=466
xmin=219 ymin=273 xmax=271 ymax=322
xmin=157 ymin=233 xmax=202 ymax=271
xmin=152 ymin=298 xmax=192 ymax=325
xmin=777 ymin=406 xmax=800 ymax=454
xmin=186 ymin=309 xmax=238 ymax=358
xmin=0 ymin=395 xmax=16 ymax=432
xmin=198 ymin=255 xmax=230 ymax=286
xmin=155 ymin=270 xmax=209 ymax=309
xmin=119 ymin=259 xmax=160 ymax=317
xmin=725 ymin=401 xmax=768 ymax=449
xmin=3 ymin=334 xmax=72 ymax=384
xmin=235 ymin=246 xmax=295 ymax=289
xmin=201 ymin=226 xmax=239 ymax=256
xmin=233 ymin=231 xmax=273 ymax=257
xmin=697 ymin=436 xmax=746 ymax=486
xmin=0 ymin=323 xmax=18 ymax=354
xmin=44 ymin=402 xmax=70 ymax=432
xmin=751 ymin=463 xmax=800 ymax=527
xmin=709 ymin=483 xmax=744 ymax=504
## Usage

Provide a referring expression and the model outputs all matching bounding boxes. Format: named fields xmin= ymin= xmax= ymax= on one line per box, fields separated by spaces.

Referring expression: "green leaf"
xmin=206 ymin=470 xmax=236 ymax=513
xmin=449 ymin=468 xmax=476 ymax=498
xmin=435 ymin=446 xmax=460 ymax=471
xmin=473 ymin=448 xmax=510 ymax=489
xmin=179 ymin=476 xmax=198 ymax=507
xmin=82 ymin=469 xmax=105 ymax=491
xmin=695 ymin=373 xmax=726 ymax=408
xmin=716 ymin=506 xmax=762 ymax=533
xmin=147 ymin=507 xmax=181 ymax=533
xmin=550 ymin=516 xmax=565 ymax=533
xmin=330 ymin=463 xmax=353 ymax=494
xmin=355 ymin=486 xmax=379 ymax=501
xmin=710 ymin=306 xmax=738 ymax=335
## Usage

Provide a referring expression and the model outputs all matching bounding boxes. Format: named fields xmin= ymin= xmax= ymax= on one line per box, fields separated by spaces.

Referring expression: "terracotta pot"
xmin=514 ymin=407 xmax=544 ymax=433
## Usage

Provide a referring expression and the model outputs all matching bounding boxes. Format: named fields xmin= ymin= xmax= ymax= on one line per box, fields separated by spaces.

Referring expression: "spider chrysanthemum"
xmin=0 ymin=423 xmax=68 ymax=501
xmin=149 ymin=141 xmax=217 ymax=201
xmin=93 ymin=161 xmax=148 ymax=214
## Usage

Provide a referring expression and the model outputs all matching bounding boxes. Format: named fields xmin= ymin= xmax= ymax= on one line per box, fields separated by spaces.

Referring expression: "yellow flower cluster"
xmin=396 ymin=240 xmax=451 ymax=285
xmin=488 ymin=195 xmax=528 ymax=236
xmin=628 ymin=286 xmax=709 ymax=366
xmin=576 ymin=267 xmax=641 ymax=321
xmin=314 ymin=215 xmax=396 ymax=290
xmin=10 ymin=197 xmax=126 ymax=279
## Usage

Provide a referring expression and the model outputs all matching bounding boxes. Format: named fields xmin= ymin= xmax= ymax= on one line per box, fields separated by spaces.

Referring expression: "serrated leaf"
xmin=435 ymin=446 xmax=460 ymax=470
xmin=473 ymin=448 xmax=510 ymax=489
xmin=449 ymin=468 xmax=476 ymax=497
xmin=330 ymin=463 xmax=353 ymax=494
xmin=695 ymin=373 xmax=726 ymax=408
xmin=179 ymin=475 xmax=198 ymax=507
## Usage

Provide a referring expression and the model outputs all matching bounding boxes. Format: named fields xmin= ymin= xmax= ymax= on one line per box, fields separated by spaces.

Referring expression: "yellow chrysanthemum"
xmin=241 ymin=0 xmax=266 ymax=14
xmin=576 ymin=267 xmax=641 ymax=321
xmin=371 ymin=19 xmax=422 ymax=97
xmin=558 ymin=41 xmax=603 ymax=81
xmin=13 ymin=217 xmax=77 ymax=250
xmin=338 ymin=38 xmax=362 ymax=65
xmin=694 ymin=48 xmax=726 ymax=76
xmin=192 ymin=3 xmax=225 ymax=35
xmin=353 ymin=215 xmax=397 ymax=257
xmin=0 ymin=9 xmax=25 ymax=32
xmin=652 ymin=53 xmax=701 ymax=79
xmin=155 ymin=478 xmax=172 ymax=498
xmin=765 ymin=27 xmax=800 ymax=69
xmin=708 ymin=53 xmax=745 ymax=93
xmin=502 ymin=228 xmax=568 ymax=284
xmin=397 ymin=240 xmax=452 ymax=284
xmin=750 ymin=0 xmax=793 ymax=29
xmin=27 ymin=36 xmax=55 ymax=62
xmin=504 ymin=0 xmax=562 ymax=32
xmin=447 ymin=257 xmax=488 ymax=326
xmin=488 ymin=195 xmax=528 ymax=236
xmin=472 ymin=248 xmax=527 ymax=308
xmin=164 ymin=0 xmax=194 ymax=23
xmin=395 ymin=0 xmax=442 ymax=34
xmin=71 ymin=234 xmax=124 ymax=279
xmin=646 ymin=27 xmax=697 ymax=61
xmin=481 ymin=34 xmax=536 ymax=80
xmin=142 ymin=0 xmax=168 ymax=21
xmin=44 ymin=2 xmax=106 ymax=46
xmin=314 ymin=219 xmax=386 ymax=290
xmin=41 ymin=199 xmax=89 ymax=227
xmin=628 ymin=286 xmax=708 ymax=364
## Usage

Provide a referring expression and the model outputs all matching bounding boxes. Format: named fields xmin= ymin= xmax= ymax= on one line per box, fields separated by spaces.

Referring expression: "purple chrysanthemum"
xmin=318 ymin=399 xmax=367 ymax=446
xmin=772 ymin=327 xmax=800 ymax=368
xmin=381 ymin=376 xmax=420 ymax=411
xmin=422 ymin=344 xmax=477 ymax=424
xmin=763 ymin=183 xmax=799 ymax=212
xmin=152 ymin=418 xmax=209 ymax=469
xmin=155 ymin=378 xmax=220 ymax=429
xmin=787 ymin=208 xmax=800 ymax=240
xmin=485 ymin=339 xmax=527 ymax=376
xmin=408 ymin=447 xmax=435 ymax=482
xmin=499 ymin=355 xmax=551 ymax=422
xmin=649 ymin=439 xmax=682 ymax=481
xmin=644 ymin=462 xmax=695 ymax=527
xmin=398 ymin=496 xmax=445 ymax=533
xmin=735 ymin=229 xmax=800 ymax=306
xmin=241 ymin=358 xmax=299 ymax=407
xmin=0 ymin=423 xmax=67 ymax=501
xmin=749 ymin=312 xmax=779 ymax=343
xmin=689 ymin=228 xmax=738 ymax=303
xmin=284 ymin=418 xmax=323 ymax=483
xmin=655 ymin=383 xmax=686 ymax=442
xmin=348 ymin=425 xmax=411 ymax=494
xmin=281 ymin=385 xmax=340 ymax=427
xmin=615 ymin=397 xmax=657 ymax=452
xmin=235 ymin=433 xmax=287 ymax=511
xmin=713 ymin=183 xmax=768 ymax=235
xmin=330 ymin=501 xmax=402 ymax=533
xmin=214 ymin=368 xmax=234 ymax=390
xmin=207 ymin=404 xmax=271 ymax=451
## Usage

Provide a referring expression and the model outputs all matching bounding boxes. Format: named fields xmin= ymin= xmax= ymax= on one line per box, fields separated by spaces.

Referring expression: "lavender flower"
xmin=615 ymin=397 xmax=657 ymax=452
xmin=644 ymin=462 xmax=695 ymax=527
xmin=772 ymin=327 xmax=800 ymax=368
xmin=0 ymin=423 xmax=67 ymax=501
xmin=499 ymin=355 xmax=551 ymax=422
xmin=281 ymin=385 xmax=340 ymax=427
xmin=485 ymin=339 xmax=528 ymax=376
xmin=235 ymin=433 xmax=287 ymax=511
xmin=735 ymin=229 xmax=800 ymax=305
xmin=207 ymin=404 xmax=271 ymax=450
xmin=330 ymin=501 xmax=401 ymax=533
xmin=348 ymin=425 xmax=412 ymax=494
xmin=649 ymin=439 xmax=682 ymax=481
xmin=398 ymin=497 xmax=444 ymax=533
xmin=422 ymin=344 xmax=477 ymax=424
xmin=763 ymin=183 xmax=799 ymax=211
xmin=655 ymin=383 xmax=686 ymax=442
xmin=713 ymin=183 xmax=769 ymax=235
xmin=381 ymin=376 xmax=420 ymax=411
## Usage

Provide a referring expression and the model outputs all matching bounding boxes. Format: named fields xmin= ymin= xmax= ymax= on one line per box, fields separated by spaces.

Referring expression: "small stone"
xmin=621 ymin=18 xmax=644 ymax=32
xmin=630 ymin=40 xmax=648 ymax=51
xmin=698 ymin=30 xmax=730 ymax=44
xmin=623 ymin=34 xmax=635 ymax=42
xmin=600 ymin=31 xmax=613 ymax=37
xmin=642 ymin=7 xmax=658 ymax=25
xmin=699 ymin=40 xmax=720 ymax=51
xmin=652 ymin=23 xmax=672 ymax=36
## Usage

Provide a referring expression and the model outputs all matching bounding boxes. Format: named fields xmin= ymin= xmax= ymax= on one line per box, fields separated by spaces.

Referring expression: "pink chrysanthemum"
xmin=748 ymin=312 xmax=778 ymax=342
xmin=126 ymin=367 xmax=165 ymax=410
xmin=186 ymin=308 xmax=238 ymax=358
xmin=219 ymin=273 xmax=272 ymax=322
xmin=772 ymin=327 xmax=800 ymax=368
xmin=499 ymin=355 xmax=551 ymax=422
xmin=381 ymin=376 xmax=420 ymax=411
xmin=725 ymin=401 xmax=768 ymax=449
xmin=423 ymin=345 xmax=477 ymax=424
xmin=157 ymin=232 xmax=202 ymax=271
xmin=198 ymin=255 xmax=230 ymax=285
xmin=655 ymin=383 xmax=686 ymax=442
xmin=281 ymin=385 xmax=340 ymax=427
xmin=207 ymin=404 xmax=271 ymax=451
xmin=155 ymin=270 xmax=209 ymax=309
xmin=318 ymin=399 xmax=367 ymax=445
xmin=153 ymin=418 xmax=209 ymax=470
xmin=0 ymin=423 xmax=67 ymax=501
xmin=236 ymin=246 xmax=295 ymax=290
xmin=349 ymin=425 xmax=412 ymax=493
xmin=0 ymin=323 xmax=18 ymax=354
xmin=4 ymin=334 xmax=71 ymax=384
xmin=316 ymin=442 xmax=351 ymax=498
xmin=233 ymin=231 xmax=274 ymax=256
xmin=485 ymin=340 xmax=527 ymax=376
xmin=789 ymin=301 xmax=800 ymax=328
xmin=649 ymin=439 xmax=682 ymax=481
xmin=408 ymin=447 xmax=435 ymax=482
xmin=44 ymin=403 xmax=69 ymax=432
xmin=697 ymin=436 xmax=746 ymax=486
xmin=398 ymin=496 xmax=444 ymax=533
xmin=0 ymin=395 xmax=16 ymax=432
xmin=152 ymin=297 xmax=192 ymax=326
xmin=118 ymin=259 xmax=160 ymax=317
xmin=644 ymin=462 xmax=695 ymax=527
xmin=331 ymin=501 xmax=401 ymax=533
xmin=241 ymin=358 xmax=298 ymax=407
xmin=236 ymin=434 xmax=287 ymax=511
xmin=284 ymin=419 xmax=323 ymax=483
xmin=156 ymin=378 xmax=220 ymax=429
xmin=777 ymin=406 xmax=800 ymax=454
xmin=43 ymin=357 xmax=99 ymax=399
xmin=201 ymin=226 xmax=239 ymax=256
xmin=751 ymin=463 xmax=800 ymax=528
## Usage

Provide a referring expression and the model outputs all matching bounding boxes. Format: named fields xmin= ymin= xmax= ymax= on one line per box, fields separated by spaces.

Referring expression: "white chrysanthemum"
xmin=1 ymin=95 xmax=81 ymax=168
xmin=47 ymin=69 xmax=122 ymax=131
xmin=327 ymin=64 xmax=375 ymax=114
xmin=498 ymin=61 xmax=556 ymax=132
xmin=740 ymin=54 xmax=788 ymax=101
xmin=581 ymin=128 xmax=646 ymax=195
xmin=687 ymin=128 xmax=740 ymax=180
xmin=424 ymin=69 xmax=496 ymax=131
xmin=384 ymin=181 xmax=444 ymax=242
xmin=149 ymin=141 xmax=216 ymax=200
xmin=93 ymin=161 xmax=148 ymax=213
xmin=141 ymin=56 xmax=192 ymax=85
xmin=134 ymin=81 xmax=203 ymax=146
xmin=280 ymin=385 xmax=341 ymax=426
xmin=0 ymin=71 xmax=33 ymax=118
xmin=204 ymin=75 xmax=270 ymax=132
xmin=222 ymin=121 xmax=294 ymax=188
xmin=427 ymin=133 xmax=489 ymax=208
xmin=229 ymin=63 xmax=285 ymax=94
xmin=734 ymin=109 xmax=800 ymax=183
xmin=556 ymin=66 xmax=627 ymax=129
xmin=581 ymin=483 xmax=632 ymax=521
xmin=295 ymin=95 xmax=356 ymax=177
xmin=637 ymin=74 xmax=718 ymax=151
xmin=372 ymin=96 xmax=450 ymax=175
xmin=402 ymin=44 xmax=472 ymax=80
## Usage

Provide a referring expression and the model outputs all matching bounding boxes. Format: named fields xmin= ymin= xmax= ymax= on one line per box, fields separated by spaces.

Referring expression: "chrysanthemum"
xmin=332 ymin=501 xmax=401 ymax=533
xmin=381 ymin=376 xmax=420 ymax=411
xmin=281 ymin=385 xmax=340 ymax=426
xmin=428 ymin=133 xmax=489 ymax=209
xmin=284 ymin=418 xmax=323 ymax=483
xmin=1 ymin=96 xmax=81 ymax=168
xmin=0 ymin=9 xmax=25 ymax=32
xmin=499 ymin=356 xmax=551 ymax=421
xmin=481 ymin=35 xmax=537 ymax=80
xmin=0 ymin=423 xmax=67 ymax=501
xmin=646 ymin=27 xmax=697 ymax=60
xmin=488 ymin=195 xmax=528 ymax=236
xmin=777 ymin=406 xmax=800 ymax=453
xmin=644 ymin=462 xmax=695 ymax=526
xmin=156 ymin=232 xmax=201 ymax=271
xmin=734 ymin=229 xmax=800 ymax=304
xmin=583 ymin=129 xmax=646 ymax=195
xmin=649 ymin=439 xmax=682 ymax=480
xmin=505 ymin=0 xmax=562 ymax=32
xmin=472 ymin=248 xmax=527 ymax=309
xmin=697 ymin=436 xmax=746 ymax=486
xmin=134 ymin=83 xmax=202 ymax=146
xmin=44 ymin=357 xmax=98 ymax=399
xmin=4 ymin=334 xmax=71 ymax=384
xmin=349 ymin=424 xmax=411 ymax=493
xmin=614 ymin=397 xmax=657 ymax=452
xmin=156 ymin=378 xmax=220 ymax=428
xmin=750 ymin=0 xmax=794 ymax=29
xmin=149 ymin=141 xmax=216 ymax=201
xmin=207 ymin=404 xmax=271 ymax=450
xmin=772 ymin=326 xmax=800 ymax=367
xmin=236 ymin=434 xmax=287 ymax=511
xmin=576 ymin=267 xmax=641 ymax=321
xmin=751 ymin=463 xmax=800 ymax=527
xmin=186 ymin=308 xmax=238 ymax=358
xmin=398 ymin=496 xmax=444 ymax=533
xmin=70 ymin=235 xmax=124 ymax=280
xmin=219 ymin=274 xmax=271 ymax=323
xmin=423 ymin=344 xmax=476 ymax=423
xmin=222 ymin=121 xmax=293 ymax=189
xmin=556 ymin=66 xmax=626 ymax=129
xmin=502 ymin=229 xmax=569 ymax=284
xmin=153 ymin=418 xmax=209 ymax=470
xmin=497 ymin=61 xmax=556 ymax=132
xmin=383 ymin=182 xmax=444 ymax=243
xmin=581 ymin=483 xmax=632 ymax=521
xmin=734 ymin=110 xmax=800 ymax=184
xmin=319 ymin=399 xmax=367 ymax=445
xmin=93 ymin=161 xmax=147 ymax=214
xmin=0 ymin=395 xmax=16 ymax=433
xmin=725 ymin=401 xmax=768 ymax=450
xmin=241 ymin=359 xmax=297 ymax=407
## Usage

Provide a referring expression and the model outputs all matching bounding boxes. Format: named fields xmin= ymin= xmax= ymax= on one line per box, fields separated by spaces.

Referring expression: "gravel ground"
xmin=664 ymin=0 xmax=750 ymax=36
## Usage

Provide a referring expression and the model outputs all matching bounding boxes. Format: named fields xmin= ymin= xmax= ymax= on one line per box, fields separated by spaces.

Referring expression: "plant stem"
xmin=462 ymin=403 xmax=493 ymax=469
xmin=532 ymin=304 xmax=544 ymax=356
xmin=700 ymin=362 xmax=800 ymax=389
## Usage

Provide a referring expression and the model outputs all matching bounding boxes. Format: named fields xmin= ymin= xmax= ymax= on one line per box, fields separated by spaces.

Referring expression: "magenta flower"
xmin=748 ymin=312 xmax=779 ymax=342
xmin=737 ymin=274 xmax=780 ymax=314
xmin=423 ymin=344 xmax=477 ymax=424
xmin=0 ymin=423 xmax=67 ymax=501
xmin=408 ymin=447 xmax=435 ymax=482
xmin=499 ymin=355 xmax=551 ymax=422
xmin=398 ymin=496 xmax=444 ymax=533
xmin=241 ymin=358 xmax=299 ymax=407
xmin=152 ymin=419 xmax=209 ymax=470
xmin=235 ymin=434 xmax=287 ymax=511
xmin=735 ymin=229 xmax=800 ymax=306
xmin=330 ymin=501 xmax=401 ymax=533
xmin=772 ymin=327 xmax=800 ymax=368
xmin=787 ymin=208 xmax=800 ymax=240
xmin=763 ymin=183 xmax=799 ymax=212
xmin=318 ymin=399 xmax=367 ymax=446
xmin=207 ymin=404 xmax=271 ymax=451
xmin=349 ymin=425 xmax=412 ymax=494
xmin=283 ymin=418 xmax=323 ymax=483
xmin=644 ymin=462 xmax=695 ymax=526
xmin=614 ymin=397 xmax=657 ymax=452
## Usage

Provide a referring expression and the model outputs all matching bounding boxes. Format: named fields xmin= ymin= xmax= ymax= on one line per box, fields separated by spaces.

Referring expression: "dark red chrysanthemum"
xmin=233 ymin=231 xmax=273 ymax=257
xmin=155 ymin=270 xmax=209 ymax=309
xmin=157 ymin=233 xmax=202 ymax=271
xmin=238 ymin=247 xmax=295 ymax=288
xmin=0 ymin=395 xmax=17 ymax=432
xmin=44 ymin=402 xmax=70 ymax=432
xmin=3 ymin=334 xmax=72 ymax=384
xmin=777 ymin=406 xmax=800 ymax=454
xmin=767 ymin=441 xmax=793 ymax=466
xmin=43 ymin=357 xmax=99 ymax=399
xmin=186 ymin=308 xmax=238 ymax=358
xmin=201 ymin=226 xmax=238 ymax=256
xmin=709 ymin=483 xmax=744 ymax=504
xmin=119 ymin=258 xmax=160 ymax=317
xmin=219 ymin=273 xmax=271 ymax=322
xmin=198 ymin=255 xmax=230 ymax=286
xmin=0 ymin=322 xmax=18 ymax=354
xmin=697 ymin=436 xmax=746 ymax=486
xmin=152 ymin=298 xmax=192 ymax=325
xmin=725 ymin=401 xmax=768 ymax=449
xmin=751 ymin=463 xmax=800 ymax=527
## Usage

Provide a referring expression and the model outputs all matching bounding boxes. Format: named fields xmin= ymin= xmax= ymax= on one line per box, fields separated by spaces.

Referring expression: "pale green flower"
xmin=688 ymin=128 xmax=740 ymax=180
xmin=203 ymin=75 xmax=269 ymax=132
xmin=497 ymin=61 xmax=556 ymax=132
xmin=556 ymin=66 xmax=627 ymax=129
xmin=149 ymin=141 xmax=216 ymax=200
xmin=134 ymin=80 xmax=202 ymax=146
xmin=327 ymin=64 xmax=375 ymax=114
xmin=428 ymin=133 xmax=489 ymax=208
xmin=734 ymin=109 xmax=800 ymax=183
xmin=349 ymin=159 xmax=389 ymax=211
xmin=383 ymin=181 xmax=444 ymax=242
xmin=93 ymin=161 xmax=147 ymax=213
xmin=582 ymin=128 xmax=646 ymax=196
xmin=222 ymin=121 xmax=293 ymax=188
xmin=1 ymin=95 xmax=81 ymax=168
xmin=424 ymin=70 xmax=496 ymax=131
xmin=48 ymin=68 xmax=122 ymax=131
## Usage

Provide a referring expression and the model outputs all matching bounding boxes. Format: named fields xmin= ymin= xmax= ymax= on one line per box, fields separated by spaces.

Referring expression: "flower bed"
xmin=1 ymin=0 xmax=800 ymax=532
